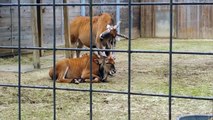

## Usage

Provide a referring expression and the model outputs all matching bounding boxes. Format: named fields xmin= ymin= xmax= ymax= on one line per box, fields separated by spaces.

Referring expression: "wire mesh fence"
xmin=0 ymin=0 xmax=213 ymax=120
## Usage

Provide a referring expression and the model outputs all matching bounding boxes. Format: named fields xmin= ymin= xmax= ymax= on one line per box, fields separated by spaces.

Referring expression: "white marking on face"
xmin=106 ymin=24 xmax=114 ymax=30
xmin=106 ymin=25 xmax=111 ymax=29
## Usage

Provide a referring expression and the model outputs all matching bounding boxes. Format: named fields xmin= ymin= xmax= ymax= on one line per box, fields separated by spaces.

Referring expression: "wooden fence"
xmin=141 ymin=0 xmax=213 ymax=38
xmin=0 ymin=0 xmax=81 ymax=56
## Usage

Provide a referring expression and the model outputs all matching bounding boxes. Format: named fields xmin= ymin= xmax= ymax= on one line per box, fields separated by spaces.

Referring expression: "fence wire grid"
xmin=0 ymin=0 xmax=213 ymax=120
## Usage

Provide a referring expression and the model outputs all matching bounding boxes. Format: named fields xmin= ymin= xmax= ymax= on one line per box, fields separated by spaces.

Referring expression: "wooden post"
xmin=141 ymin=0 xmax=150 ymax=38
xmin=139 ymin=1 xmax=142 ymax=38
xmin=174 ymin=0 xmax=178 ymax=38
xmin=140 ymin=1 xmax=145 ymax=37
xmin=37 ymin=0 xmax=44 ymax=57
xmin=31 ymin=0 xmax=40 ymax=69
xmin=81 ymin=0 xmax=86 ymax=16
xmin=151 ymin=0 xmax=155 ymax=37
xmin=63 ymin=0 xmax=71 ymax=58
xmin=116 ymin=0 xmax=120 ymax=34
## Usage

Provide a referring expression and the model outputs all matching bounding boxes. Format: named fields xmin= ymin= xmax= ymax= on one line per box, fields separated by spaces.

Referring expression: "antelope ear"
xmin=112 ymin=55 xmax=116 ymax=60
xmin=94 ymin=58 xmax=103 ymax=64
xmin=108 ymin=55 xmax=116 ymax=60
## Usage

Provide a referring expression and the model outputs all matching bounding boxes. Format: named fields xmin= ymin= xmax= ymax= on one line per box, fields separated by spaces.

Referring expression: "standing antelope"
xmin=69 ymin=13 xmax=123 ymax=58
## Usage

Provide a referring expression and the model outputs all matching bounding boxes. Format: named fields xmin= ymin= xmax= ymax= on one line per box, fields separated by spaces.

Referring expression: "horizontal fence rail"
xmin=1 ymin=2 xmax=213 ymax=7
xmin=0 ymin=83 xmax=212 ymax=101
xmin=0 ymin=46 xmax=212 ymax=55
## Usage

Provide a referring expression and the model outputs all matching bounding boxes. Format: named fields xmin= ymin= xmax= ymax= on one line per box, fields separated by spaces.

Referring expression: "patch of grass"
xmin=173 ymin=39 xmax=213 ymax=52
xmin=0 ymin=50 xmax=65 ymax=65
xmin=0 ymin=54 xmax=33 ymax=65
xmin=117 ymin=38 xmax=170 ymax=50
xmin=117 ymin=38 xmax=213 ymax=52
xmin=172 ymin=83 xmax=213 ymax=96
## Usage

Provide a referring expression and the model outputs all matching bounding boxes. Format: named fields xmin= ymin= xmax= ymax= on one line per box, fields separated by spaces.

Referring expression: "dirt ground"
xmin=0 ymin=38 xmax=212 ymax=120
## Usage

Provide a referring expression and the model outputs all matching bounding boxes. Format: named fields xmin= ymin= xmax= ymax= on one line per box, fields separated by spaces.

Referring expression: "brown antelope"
xmin=69 ymin=13 xmax=126 ymax=58
xmin=49 ymin=53 xmax=115 ymax=83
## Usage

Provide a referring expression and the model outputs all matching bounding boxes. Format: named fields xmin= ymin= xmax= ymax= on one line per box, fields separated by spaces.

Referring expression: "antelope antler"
xmin=117 ymin=33 xmax=129 ymax=39
xmin=114 ymin=21 xmax=121 ymax=29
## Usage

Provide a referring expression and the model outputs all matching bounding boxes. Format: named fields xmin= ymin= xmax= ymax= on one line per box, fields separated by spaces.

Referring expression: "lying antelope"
xmin=49 ymin=53 xmax=115 ymax=83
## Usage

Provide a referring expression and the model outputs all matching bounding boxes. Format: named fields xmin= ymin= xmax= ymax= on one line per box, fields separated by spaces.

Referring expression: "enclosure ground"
xmin=0 ymin=38 xmax=212 ymax=120
xmin=0 ymin=54 xmax=64 ymax=73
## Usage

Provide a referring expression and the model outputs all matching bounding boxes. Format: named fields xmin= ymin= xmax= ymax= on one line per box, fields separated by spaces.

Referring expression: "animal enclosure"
xmin=0 ymin=0 xmax=213 ymax=120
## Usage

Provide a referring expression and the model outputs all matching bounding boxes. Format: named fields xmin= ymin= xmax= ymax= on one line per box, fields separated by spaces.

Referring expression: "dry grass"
xmin=0 ymin=38 xmax=212 ymax=120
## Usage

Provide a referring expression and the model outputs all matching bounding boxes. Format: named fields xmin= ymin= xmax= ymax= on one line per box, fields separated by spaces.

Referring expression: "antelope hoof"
xmin=74 ymin=79 xmax=80 ymax=84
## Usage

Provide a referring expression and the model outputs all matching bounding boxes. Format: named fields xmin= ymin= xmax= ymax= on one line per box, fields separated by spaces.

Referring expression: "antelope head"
xmin=99 ymin=21 xmax=121 ymax=40
xmin=99 ymin=21 xmax=128 ymax=40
